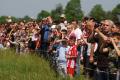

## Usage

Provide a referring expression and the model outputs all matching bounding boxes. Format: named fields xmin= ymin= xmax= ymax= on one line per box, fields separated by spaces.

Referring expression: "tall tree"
xmin=37 ymin=10 xmax=50 ymax=21
xmin=23 ymin=15 xmax=32 ymax=22
xmin=112 ymin=4 xmax=120 ymax=23
xmin=89 ymin=4 xmax=106 ymax=21
xmin=65 ymin=0 xmax=83 ymax=21
xmin=51 ymin=3 xmax=64 ymax=21
xmin=0 ymin=16 xmax=7 ymax=23
xmin=0 ymin=16 xmax=18 ymax=23
xmin=105 ymin=11 xmax=113 ymax=20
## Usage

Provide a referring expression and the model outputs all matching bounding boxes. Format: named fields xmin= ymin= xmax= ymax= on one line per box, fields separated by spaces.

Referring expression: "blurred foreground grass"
xmin=0 ymin=49 xmax=86 ymax=80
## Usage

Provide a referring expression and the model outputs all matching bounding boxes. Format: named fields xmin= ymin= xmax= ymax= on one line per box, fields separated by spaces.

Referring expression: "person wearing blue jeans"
xmin=57 ymin=40 xmax=69 ymax=77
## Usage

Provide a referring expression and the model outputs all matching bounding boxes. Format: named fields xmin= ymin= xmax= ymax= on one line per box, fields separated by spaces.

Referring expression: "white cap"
xmin=61 ymin=27 xmax=67 ymax=31
xmin=60 ymin=14 xmax=66 ymax=18
xmin=51 ymin=25 xmax=56 ymax=29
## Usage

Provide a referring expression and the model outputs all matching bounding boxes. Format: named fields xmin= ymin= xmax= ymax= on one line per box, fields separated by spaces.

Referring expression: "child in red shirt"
xmin=66 ymin=36 xmax=78 ymax=78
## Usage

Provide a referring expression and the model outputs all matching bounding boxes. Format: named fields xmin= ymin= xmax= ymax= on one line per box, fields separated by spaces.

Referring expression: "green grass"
xmin=0 ymin=49 xmax=86 ymax=80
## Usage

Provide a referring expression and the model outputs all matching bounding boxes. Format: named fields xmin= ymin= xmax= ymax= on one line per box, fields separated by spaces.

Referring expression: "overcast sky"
xmin=0 ymin=0 xmax=120 ymax=18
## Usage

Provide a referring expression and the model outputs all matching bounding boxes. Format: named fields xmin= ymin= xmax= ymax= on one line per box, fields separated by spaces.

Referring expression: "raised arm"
xmin=95 ymin=28 xmax=108 ymax=41
xmin=111 ymin=38 xmax=120 ymax=56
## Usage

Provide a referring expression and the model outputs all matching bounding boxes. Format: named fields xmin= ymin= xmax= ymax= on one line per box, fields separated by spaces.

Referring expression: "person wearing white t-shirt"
xmin=71 ymin=19 xmax=82 ymax=76
xmin=71 ymin=19 xmax=82 ymax=40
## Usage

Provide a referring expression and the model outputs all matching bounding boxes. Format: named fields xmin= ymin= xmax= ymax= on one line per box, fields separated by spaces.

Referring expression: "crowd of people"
xmin=0 ymin=14 xmax=120 ymax=80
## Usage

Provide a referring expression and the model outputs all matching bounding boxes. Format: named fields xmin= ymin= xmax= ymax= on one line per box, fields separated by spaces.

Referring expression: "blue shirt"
xmin=43 ymin=25 xmax=50 ymax=42
xmin=58 ymin=46 xmax=69 ymax=61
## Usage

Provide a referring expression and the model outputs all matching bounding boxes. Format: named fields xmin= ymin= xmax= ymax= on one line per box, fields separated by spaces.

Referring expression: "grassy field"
xmin=0 ymin=49 xmax=86 ymax=80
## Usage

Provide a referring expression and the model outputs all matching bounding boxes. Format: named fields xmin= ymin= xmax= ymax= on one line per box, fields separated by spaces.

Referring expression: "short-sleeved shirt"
xmin=58 ymin=46 xmax=70 ymax=62
xmin=74 ymin=28 xmax=82 ymax=40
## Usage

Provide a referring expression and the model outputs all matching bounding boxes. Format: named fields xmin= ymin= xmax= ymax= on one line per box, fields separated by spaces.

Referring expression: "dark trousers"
xmin=94 ymin=68 xmax=109 ymax=80
xmin=40 ymin=42 xmax=49 ymax=58
xmin=109 ymin=70 xmax=120 ymax=80
xmin=83 ymin=55 xmax=95 ymax=78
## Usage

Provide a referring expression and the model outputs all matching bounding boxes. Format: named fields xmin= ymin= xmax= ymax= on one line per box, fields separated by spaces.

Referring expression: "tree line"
xmin=0 ymin=0 xmax=120 ymax=23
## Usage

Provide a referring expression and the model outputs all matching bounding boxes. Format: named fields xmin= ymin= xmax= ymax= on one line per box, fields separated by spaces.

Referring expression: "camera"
xmin=94 ymin=21 xmax=102 ymax=29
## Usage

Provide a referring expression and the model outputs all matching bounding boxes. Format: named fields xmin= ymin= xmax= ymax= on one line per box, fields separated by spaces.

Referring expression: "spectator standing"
xmin=57 ymin=39 xmax=70 ymax=77
xmin=66 ymin=35 xmax=78 ymax=78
